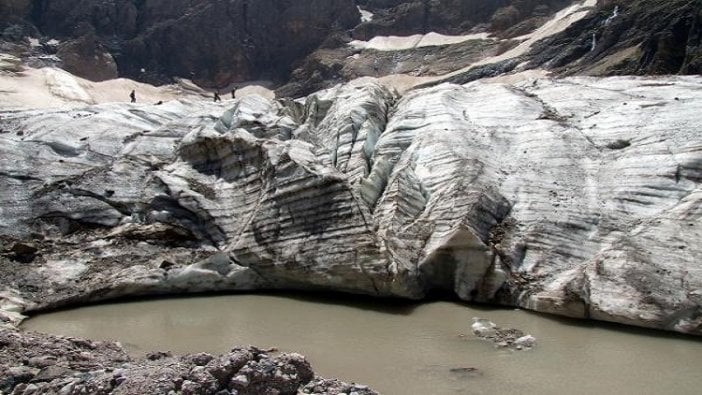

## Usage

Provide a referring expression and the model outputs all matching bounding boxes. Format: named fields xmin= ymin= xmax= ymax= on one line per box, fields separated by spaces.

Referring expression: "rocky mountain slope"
xmin=352 ymin=0 xmax=573 ymax=38
xmin=3 ymin=0 xmax=360 ymax=86
xmin=1 ymin=76 xmax=700 ymax=335
xmin=2 ymin=1 xmax=700 ymax=92
xmin=529 ymin=0 xmax=702 ymax=75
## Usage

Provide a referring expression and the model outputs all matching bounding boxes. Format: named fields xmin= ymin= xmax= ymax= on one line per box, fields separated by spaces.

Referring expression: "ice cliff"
xmin=1 ymin=76 xmax=701 ymax=334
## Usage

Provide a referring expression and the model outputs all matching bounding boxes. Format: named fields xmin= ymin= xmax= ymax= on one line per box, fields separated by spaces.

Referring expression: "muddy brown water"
xmin=22 ymin=294 xmax=702 ymax=395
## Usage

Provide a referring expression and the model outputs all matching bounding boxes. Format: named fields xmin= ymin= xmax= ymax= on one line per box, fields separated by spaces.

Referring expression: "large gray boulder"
xmin=1 ymin=76 xmax=701 ymax=335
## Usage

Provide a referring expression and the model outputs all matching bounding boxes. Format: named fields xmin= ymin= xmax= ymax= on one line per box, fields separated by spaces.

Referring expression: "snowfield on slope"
xmin=0 ymin=65 xmax=275 ymax=110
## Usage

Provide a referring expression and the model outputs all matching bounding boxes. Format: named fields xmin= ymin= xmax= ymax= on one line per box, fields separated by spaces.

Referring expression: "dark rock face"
xmin=121 ymin=0 xmax=360 ymax=87
xmin=352 ymin=0 xmax=572 ymax=39
xmin=28 ymin=0 xmax=360 ymax=86
xmin=0 ymin=0 xmax=31 ymax=28
xmin=56 ymin=32 xmax=119 ymax=81
xmin=0 ymin=0 xmax=35 ymax=42
xmin=528 ymin=0 xmax=702 ymax=76
xmin=30 ymin=0 xmax=139 ymax=38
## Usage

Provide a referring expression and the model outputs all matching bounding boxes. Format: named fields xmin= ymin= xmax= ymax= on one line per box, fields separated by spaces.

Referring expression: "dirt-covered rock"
xmin=0 ymin=329 xmax=368 ymax=395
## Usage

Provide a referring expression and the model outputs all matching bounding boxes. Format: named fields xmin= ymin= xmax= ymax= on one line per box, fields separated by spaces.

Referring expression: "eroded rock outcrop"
xmin=55 ymin=32 xmax=118 ymax=82
xmin=0 ymin=329 xmax=377 ymax=395
xmin=1 ymin=76 xmax=701 ymax=335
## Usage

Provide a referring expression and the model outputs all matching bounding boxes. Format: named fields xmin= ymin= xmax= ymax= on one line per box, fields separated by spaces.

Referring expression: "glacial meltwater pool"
xmin=22 ymin=294 xmax=702 ymax=395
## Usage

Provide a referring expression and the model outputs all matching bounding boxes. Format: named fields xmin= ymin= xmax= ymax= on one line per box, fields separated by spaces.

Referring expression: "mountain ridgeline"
xmin=0 ymin=0 xmax=700 ymax=90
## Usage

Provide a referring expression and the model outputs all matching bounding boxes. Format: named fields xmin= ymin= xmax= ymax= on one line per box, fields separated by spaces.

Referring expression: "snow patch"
xmin=358 ymin=6 xmax=374 ymax=23
xmin=233 ymin=83 xmax=275 ymax=100
xmin=0 ymin=64 xmax=211 ymax=110
xmin=604 ymin=6 xmax=619 ymax=26
xmin=349 ymin=32 xmax=490 ymax=51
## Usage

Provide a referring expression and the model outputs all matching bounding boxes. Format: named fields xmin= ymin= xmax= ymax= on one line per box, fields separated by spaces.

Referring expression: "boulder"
xmin=514 ymin=335 xmax=537 ymax=348
xmin=471 ymin=318 xmax=497 ymax=337
xmin=56 ymin=32 xmax=119 ymax=81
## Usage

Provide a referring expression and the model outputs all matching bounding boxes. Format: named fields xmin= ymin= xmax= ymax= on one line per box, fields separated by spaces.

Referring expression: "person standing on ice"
xmin=214 ymin=90 xmax=221 ymax=102
xmin=130 ymin=90 xmax=136 ymax=103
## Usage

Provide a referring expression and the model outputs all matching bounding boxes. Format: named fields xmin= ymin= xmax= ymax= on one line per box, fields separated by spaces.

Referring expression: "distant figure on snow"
xmin=214 ymin=91 xmax=221 ymax=102
xmin=130 ymin=90 xmax=136 ymax=103
xmin=231 ymin=88 xmax=237 ymax=99
xmin=155 ymin=100 xmax=163 ymax=105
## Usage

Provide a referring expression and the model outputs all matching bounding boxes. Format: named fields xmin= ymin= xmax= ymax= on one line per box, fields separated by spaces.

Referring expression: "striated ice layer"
xmin=1 ymin=76 xmax=701 ymax=334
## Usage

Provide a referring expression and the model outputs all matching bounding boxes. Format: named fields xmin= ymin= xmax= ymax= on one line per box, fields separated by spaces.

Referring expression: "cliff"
xmin=2 ymin=76 xmax=700 ymax=335
xmin=17 ymin=0 xmax=360 ymax=86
